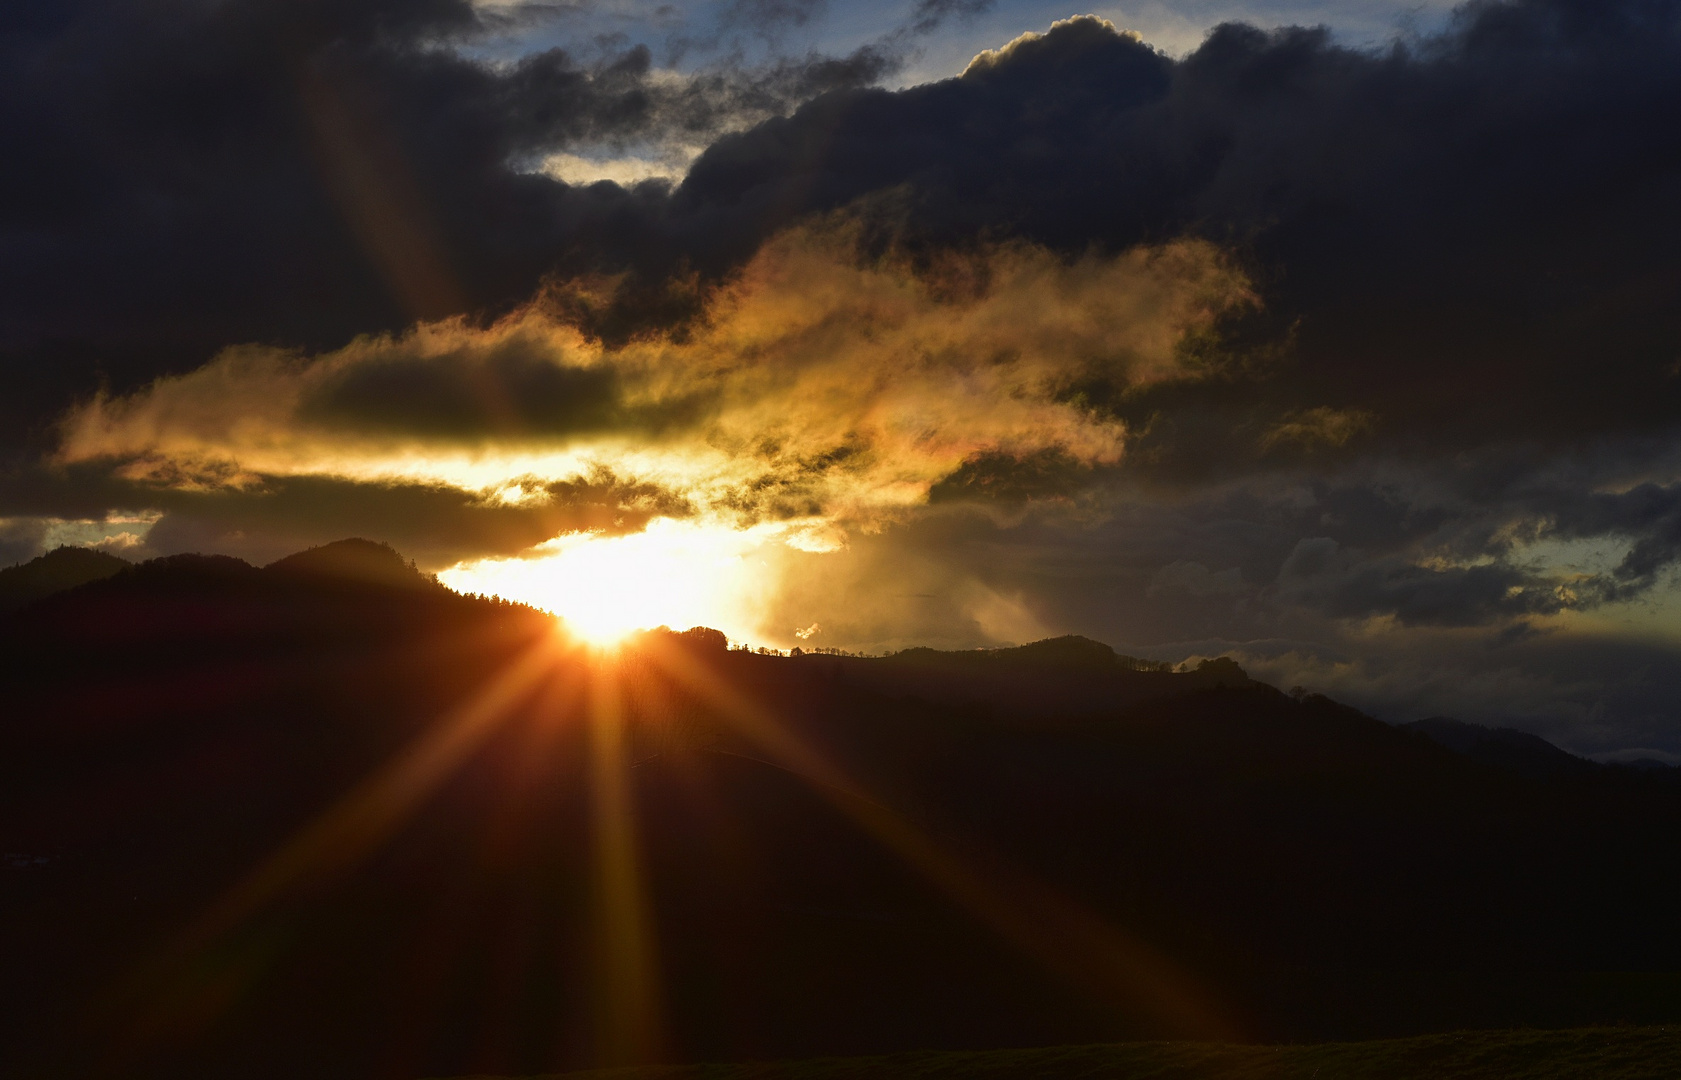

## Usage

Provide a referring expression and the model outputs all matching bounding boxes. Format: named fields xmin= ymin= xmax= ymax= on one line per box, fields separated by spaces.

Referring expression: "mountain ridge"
xmin=1401 ymin=716 xmax=1600 ymax=780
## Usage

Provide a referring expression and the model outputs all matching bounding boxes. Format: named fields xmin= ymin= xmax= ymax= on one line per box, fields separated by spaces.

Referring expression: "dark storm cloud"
xmin=670 ymin=1 xmax=1681 ymax=456
xmin=295 ymin=325 xmax=708 ymax=441
xmin=889 ymin=437 xmax=1681 ymax=648
xmin=927 ymin=449 xmax=1100 ymax=507
xmin=134 ymin=468 xmax=692 ymax=568
xmin=303 ymin=343 xmax=625 ymax=439
xmin=1138 ymin=453 xmax=1681 ymax=629
xmin=9 ymin=0 xmax=1681 ymax=469
xmin=0 ymin=520 xmax=54 ymax=568
xmin=1273 ymin=536 xmax=1566 ymax=627
xmin=0 ymin=466 xmax=690 ymax=570
xmin=1522 ymin=480 xmax=1681 ymax=598
xmin=0 ymin=0 xmax=894 ymax=457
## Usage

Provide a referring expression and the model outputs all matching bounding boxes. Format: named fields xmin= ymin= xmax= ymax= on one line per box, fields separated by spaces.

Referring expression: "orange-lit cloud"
xmin=60 ymin=220 xmax=1252 ymax=549
xmin=1260 ymin=406 xmax=1375 ymax=451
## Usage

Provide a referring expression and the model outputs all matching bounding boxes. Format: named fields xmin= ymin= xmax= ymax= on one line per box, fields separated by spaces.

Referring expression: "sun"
xmin=438 ymin=519 xmax=779 ymax=647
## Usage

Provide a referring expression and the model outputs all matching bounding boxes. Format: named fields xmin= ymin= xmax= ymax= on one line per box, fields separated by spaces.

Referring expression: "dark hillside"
xmin=0 ymin=545 xmax=130 ymax=613
xmin=835 ymin=636 xmax=1245 ymax=719
xmin=3 ymin=545 xmax=1681 ymax=1080
xmin=1402 ymin=717 xmax=1600 ymax=781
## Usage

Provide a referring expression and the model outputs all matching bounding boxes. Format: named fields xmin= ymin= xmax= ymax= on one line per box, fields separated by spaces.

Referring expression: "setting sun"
xmin=437 ymin=519 xmax=781 ymax=647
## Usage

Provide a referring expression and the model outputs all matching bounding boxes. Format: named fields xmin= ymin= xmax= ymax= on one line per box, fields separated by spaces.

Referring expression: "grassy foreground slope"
xmin=464 ymin=1027 xmax=1681 ymax=1080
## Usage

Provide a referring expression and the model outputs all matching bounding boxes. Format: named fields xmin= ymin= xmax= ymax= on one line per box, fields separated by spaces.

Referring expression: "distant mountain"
xmin=0 ymin=545 xmax=130 ymax=612
xmin=1401 ymin=716 xmax=1599 ymax=780
xmin=4 ymin=541 xmax=1681 ymax=1080
xmin=1619 ymin=757 xmax=1681 ymax=772
xmin=842 ymin=635 xmax=1247 ymax=719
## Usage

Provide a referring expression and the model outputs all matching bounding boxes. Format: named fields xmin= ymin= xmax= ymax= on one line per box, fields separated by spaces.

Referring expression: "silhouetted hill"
xmin=3 ymin=545 xmax=1681 ymax=1080
xmin=841 ymin=636 xmax=1246 ymax=719
xmin=265 ymin=537 xmax=434 ymax=589
xmin=0 ymin=545 xmax=130 ymax=613
xmin=1402 ymin=716 xmax=1599 ymax=781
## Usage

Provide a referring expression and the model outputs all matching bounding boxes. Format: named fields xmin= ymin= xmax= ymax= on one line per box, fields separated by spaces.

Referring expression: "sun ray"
xmin=109 ymin=635 xmax=570 ymax=1056
xmin=585 ymin=655 xmax=666 ymax=1065
xmin=635 ymin=636 xmax=1238 ymax=1039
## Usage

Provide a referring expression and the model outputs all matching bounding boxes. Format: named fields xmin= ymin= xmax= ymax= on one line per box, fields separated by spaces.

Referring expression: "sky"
xmin=5 ymin=0 xmax=1681 ymax=759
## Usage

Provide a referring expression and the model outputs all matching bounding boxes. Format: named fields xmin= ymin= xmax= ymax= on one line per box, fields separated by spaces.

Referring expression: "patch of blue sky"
xmin=465 ymin=0 xmax=1464 ymax=78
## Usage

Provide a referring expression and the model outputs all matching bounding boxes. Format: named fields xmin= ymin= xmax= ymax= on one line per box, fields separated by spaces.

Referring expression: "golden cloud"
xmin=962 ymin=15 xmax=1140 ymax=77
xmin=1260 ymin=406 xmax=1375 ymax=452
xmin=59 ymin=219 xmax=1253 ymax=542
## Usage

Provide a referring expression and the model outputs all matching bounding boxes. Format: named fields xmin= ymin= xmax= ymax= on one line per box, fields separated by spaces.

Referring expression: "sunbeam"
xmin=634 ymin=637 xmax=1238 ymax=1039
xmin=109 ymin=635 xmax=570 ymax=1058
xmin=584 ymin=655 xmax=665 ymax=1065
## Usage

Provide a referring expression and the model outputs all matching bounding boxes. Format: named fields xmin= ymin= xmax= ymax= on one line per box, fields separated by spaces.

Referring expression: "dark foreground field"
xmin=456 ymin=1026 xmax=1681 ymax=1080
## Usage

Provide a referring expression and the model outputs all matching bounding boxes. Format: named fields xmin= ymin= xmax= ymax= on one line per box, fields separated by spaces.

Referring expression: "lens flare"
xmin=438 ymin=519 xmax=782 ymax=647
